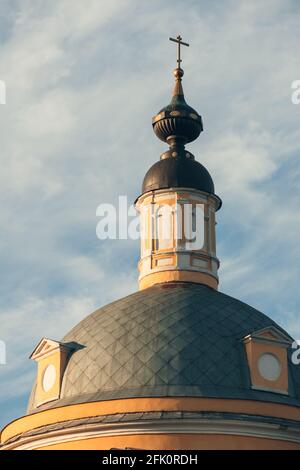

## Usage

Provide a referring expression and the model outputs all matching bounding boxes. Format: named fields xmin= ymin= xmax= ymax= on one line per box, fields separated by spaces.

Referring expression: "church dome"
xmin=27 ymin=283 xmax=300 ymax=414
xmin=4 ymin=37 xmax=300 ymax=452
xmin=142 ymin=156 xmax=219 ymax=202
xmin=143 ymin=54 xmax=221 ymax=204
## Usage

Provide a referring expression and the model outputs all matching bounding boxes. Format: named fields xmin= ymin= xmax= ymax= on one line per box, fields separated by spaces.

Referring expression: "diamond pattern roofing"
xmin=27 ymin=283 xmax=300 ymax=413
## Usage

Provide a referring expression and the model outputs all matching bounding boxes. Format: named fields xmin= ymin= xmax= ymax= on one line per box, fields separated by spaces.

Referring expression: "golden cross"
xmin=169 ymin=35 xmax=189 ymax=68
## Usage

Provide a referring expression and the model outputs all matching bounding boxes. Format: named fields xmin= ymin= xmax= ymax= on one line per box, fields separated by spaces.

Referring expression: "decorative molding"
xmin=243 ymin=327 xmax=293 ymax=347
xmin=30 ymin=338 xmax=74 ymax=361
xmin=243 ymin=327 xmax=290 ymax=396
xmin=251 ymin=385 xmax=289 ymax=396
xmin=3 ymin=417 xmax=300 ymax=450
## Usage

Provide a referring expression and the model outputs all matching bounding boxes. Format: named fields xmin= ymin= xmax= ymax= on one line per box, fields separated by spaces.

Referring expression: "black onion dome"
xmin=139 ymin=65 xmax=221 ymax=207
xmin=158 ymin=93 xmax=197 ymax=114
xmin=142 ymin=157 xmax=219 ymax=203
xmin=152 ymin=68 xmax=203 ymax=145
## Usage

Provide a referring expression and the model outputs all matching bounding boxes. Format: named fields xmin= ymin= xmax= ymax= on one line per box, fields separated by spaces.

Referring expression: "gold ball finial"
xmin=173 ymin=68 xmax=184 ymax=79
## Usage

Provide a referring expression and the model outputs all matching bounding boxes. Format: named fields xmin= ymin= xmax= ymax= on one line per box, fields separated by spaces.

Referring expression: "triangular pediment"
xmin=30 ymin=338 xmax=64 ymax=360
xmin=243 ymin=326 xmax=293 ymax=346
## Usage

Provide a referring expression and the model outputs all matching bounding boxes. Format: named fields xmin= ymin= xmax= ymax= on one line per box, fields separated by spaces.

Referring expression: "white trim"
xmin=30 ymin=338 xmax=73 ymax=361
xmin=34 ymin=395 xmax=60 ymax=409
xmin=243 ymin=327 xmax=292 ymax=347
xmin=3 ymin=417 xmax=300 ymax=450
xmin=251 ymin=385 xmax=289 ymax=396
xmin=136 ymin=188 xmax=221 ymax=212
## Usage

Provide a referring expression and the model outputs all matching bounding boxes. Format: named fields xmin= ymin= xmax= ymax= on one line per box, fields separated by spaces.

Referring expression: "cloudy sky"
xmin=0 ymin=0 xmax=299 ymax=428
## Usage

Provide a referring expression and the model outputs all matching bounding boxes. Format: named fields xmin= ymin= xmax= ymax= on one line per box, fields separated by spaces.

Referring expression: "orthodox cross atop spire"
xmin=152 ymin=34 xmax=203 ymax=156
xmin=169 ymin=35 xmax=189 ymax=69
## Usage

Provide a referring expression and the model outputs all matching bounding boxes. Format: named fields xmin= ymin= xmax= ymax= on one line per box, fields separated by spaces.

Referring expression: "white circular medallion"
xmin=258 ymin=353 xmax=281 ymax=381
xmin=42 ymin=364 xmax=56 ymax=392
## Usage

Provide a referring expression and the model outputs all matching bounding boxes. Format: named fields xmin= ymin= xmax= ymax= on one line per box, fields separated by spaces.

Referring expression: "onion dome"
xmin=141 ymin=50 xmax=221 ymax=207
xmin=152 ymin=67 xmax=203 ymax=154
xmin=142 ymin=156 xmax=216 ymax=196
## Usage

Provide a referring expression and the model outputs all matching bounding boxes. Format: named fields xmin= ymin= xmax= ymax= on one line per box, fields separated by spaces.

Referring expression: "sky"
xmin=0 ymin=0 xmax=299 ymax=429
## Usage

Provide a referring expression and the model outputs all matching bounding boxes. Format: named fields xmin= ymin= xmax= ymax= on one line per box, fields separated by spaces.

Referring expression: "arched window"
xmin=155 ymin=205 xmax=173 ymax=250
xmin=183 ymin=203 xmax=205 ymax=251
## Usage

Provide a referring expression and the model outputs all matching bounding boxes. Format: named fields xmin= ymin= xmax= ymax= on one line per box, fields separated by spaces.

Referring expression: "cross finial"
xmin=169 ymin=35 xmax=189 ymax=68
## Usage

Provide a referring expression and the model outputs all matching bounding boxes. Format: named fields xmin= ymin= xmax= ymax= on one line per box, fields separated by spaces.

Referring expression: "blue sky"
xmin=0 ymin=0 xmax=299 ymax=428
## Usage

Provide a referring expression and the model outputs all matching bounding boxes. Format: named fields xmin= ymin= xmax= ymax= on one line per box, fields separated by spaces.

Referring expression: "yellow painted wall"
xmin=3 ymin=396 xmax=300 ymax=446
xmin=245 ymin=340 xmax=288 ymax=393
xmin=139 ymin=271 xmax=218 ymax=290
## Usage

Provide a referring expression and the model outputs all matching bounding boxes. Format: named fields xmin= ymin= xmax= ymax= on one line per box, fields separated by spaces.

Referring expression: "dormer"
xmin=243 ymin=326 xmax=293 ymax=395
xmin=30 ymin=338 xmax=75 ymax=407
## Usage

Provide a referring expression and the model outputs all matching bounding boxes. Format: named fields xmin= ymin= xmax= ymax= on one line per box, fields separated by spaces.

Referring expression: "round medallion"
xmin=258 ymin=353 xmax=281 ymax=381
xmin=42 ymin=364 xmax=56 ymax=392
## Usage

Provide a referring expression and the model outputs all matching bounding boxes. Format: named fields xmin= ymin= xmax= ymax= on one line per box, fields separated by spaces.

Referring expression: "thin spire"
xmin=152 ymin=35 xmax=203 ymax=157
xmin=169 ymin=35 xmax=189 ymax=97
xmin=172 ymin=67 xmax=184 ymax=97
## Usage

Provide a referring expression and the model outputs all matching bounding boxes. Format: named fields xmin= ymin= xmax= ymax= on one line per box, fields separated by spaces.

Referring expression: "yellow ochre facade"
xmin=3 ymin=397 xmax=300 ymax=449
xmin=136 ymin=189 xmax=220 ymax=291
